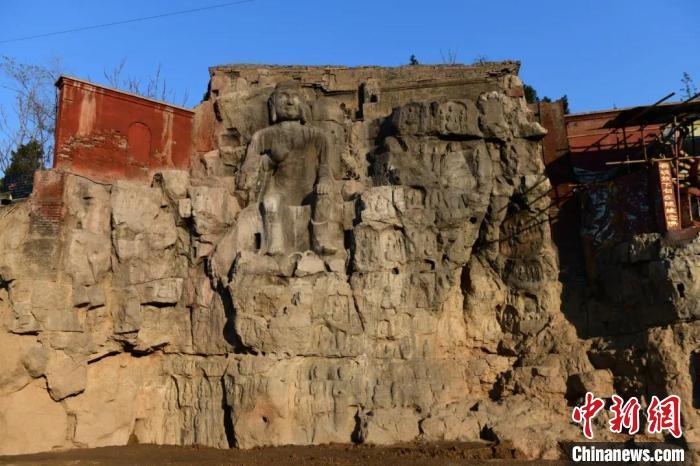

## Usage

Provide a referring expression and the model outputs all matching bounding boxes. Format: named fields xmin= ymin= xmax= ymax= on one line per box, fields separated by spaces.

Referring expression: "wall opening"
xmin=677 ymin=283 xmax=686 ymax=298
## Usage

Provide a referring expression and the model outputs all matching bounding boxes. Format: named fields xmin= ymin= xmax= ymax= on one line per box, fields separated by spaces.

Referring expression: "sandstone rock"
xmin=568 ymin=369 xmax=615 ymax=399
xmin=158 ymin=170 xmax=190 ymax=201
xmin=62 ymin=178 xmax=112 ymax=292
xmin=178 ymin=198 xmax=192 ymax=218
xmin=0 ymin=333 xmax=43 ymax=395
xmin=294 ymin=252 xmax=326 ymax=277
xmin=0 ymin=63 xmax=656 ymax=460
xmin=477 ymin=92 xmax=508 ymax=139
xmin=137 ymin=278 xmax=183 ymax=305
xmin=477 ymin=397 xmax=580 ymax=459
xmin=0 ymin=379 xmax=70 ymax=455
xmin=22 ymin=341 xmax=49 ymax=378
xmin=46 ymin=351 xmax=87 ymax=400
xmin=420 ymin=403 xmax=482 ymax=442
xmin=63 ymin=353 xmax=161 ymax=447
xmin=188 ymin=186 xmax=240 ymax=236
xmin=134 ymin=305 xmax=192 ymax=352
xmin=225 ymin=356 xmax=363 ymax=448
xmin=359 ymin=408 xmax=421 ymax=445
xmin=10 ymin=279 xmax=82 ymax=333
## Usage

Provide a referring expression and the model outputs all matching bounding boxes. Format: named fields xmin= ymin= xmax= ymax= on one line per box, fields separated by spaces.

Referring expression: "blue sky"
xmin=0 ymin=0 xmax=699 ymax=113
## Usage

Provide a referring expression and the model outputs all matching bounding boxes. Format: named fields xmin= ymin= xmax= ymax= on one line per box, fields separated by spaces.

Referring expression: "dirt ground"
xmin=0 ymin=442 xmax=570 ymax=466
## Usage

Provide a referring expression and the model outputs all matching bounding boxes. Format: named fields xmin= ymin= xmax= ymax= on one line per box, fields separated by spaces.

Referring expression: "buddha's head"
xmin=269 ymin=81 xmax=310 ymax=124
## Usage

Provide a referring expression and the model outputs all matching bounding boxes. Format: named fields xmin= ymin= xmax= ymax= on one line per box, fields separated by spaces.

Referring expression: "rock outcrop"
xmin=0 ymin=63 xmax=696 ymax=460
xmin=569 ymin=233 xmax=700 ymax=452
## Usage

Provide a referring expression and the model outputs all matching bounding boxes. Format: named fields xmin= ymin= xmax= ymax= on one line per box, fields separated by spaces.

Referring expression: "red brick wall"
xmin=565 ymin=109 xmax=662 ymax=172
xmin=529 ymin=100 xmax=571 ymax=203
xmin=54 ymin=77 xmax=194 ymax=183
xmin=529 ymin=100 xmax=583 ymax=277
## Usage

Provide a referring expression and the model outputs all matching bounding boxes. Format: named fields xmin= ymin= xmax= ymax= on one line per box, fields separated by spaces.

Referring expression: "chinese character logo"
xmin=647 ymin=395 xmax=682 ymax=438
xmin=572 ymin=393 xmax=683 ymax=439
xmin=609 ymin=395 xmax=641 ymax=435
xmin=572 ymin=392 xmax=605 ymax=439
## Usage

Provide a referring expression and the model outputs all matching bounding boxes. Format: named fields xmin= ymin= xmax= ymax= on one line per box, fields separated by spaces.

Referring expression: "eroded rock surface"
xmin=0 ymin=63 xmax=695 ymax=459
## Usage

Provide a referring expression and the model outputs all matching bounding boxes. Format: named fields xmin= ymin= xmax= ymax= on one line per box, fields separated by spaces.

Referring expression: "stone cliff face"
xmin=566 ymin=233 xmax=700 ymax=448
xmin=0 ymin=64 xmax=695 ymax=459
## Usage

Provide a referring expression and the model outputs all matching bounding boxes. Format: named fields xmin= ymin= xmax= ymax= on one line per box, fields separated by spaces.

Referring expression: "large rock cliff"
xmin=0 ymin=63 xmax=695 ymax=459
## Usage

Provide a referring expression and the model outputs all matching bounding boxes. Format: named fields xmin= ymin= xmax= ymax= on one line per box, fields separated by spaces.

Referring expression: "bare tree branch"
xmin=440 ymin=48 xmax=459 ymax=65
xmin=681 ymin=72 xmax=698 ymax=101
xmin=472 ymin=54 xmax=489 ymax=65
xmin=103 ymin=59 xmax=184 ymax=104
xmin=0 ymin=55 xmax=61 ymax=171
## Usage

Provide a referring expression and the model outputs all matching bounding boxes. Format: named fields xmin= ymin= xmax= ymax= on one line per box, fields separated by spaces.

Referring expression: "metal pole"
xmin=622 ymin=126 xmax=630 ymax=163
xmin=626 ymin=92 xmax=676 ymax=126
xmin=605 ymin=155 xmax=700 ymax=166
xmin=692 ymin=117 xmax=697 ymax=159
xmin=674 ymin=116 xmax=683 ymax=227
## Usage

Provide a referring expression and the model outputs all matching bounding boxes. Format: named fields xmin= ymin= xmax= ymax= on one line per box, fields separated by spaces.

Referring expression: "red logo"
xmin=647 ymin=395 xmax=682 ymax=438
xmin=609 ymin=395 xmax=641 ymax=435
xmin=572 ymin=392 xmax=605 ymax=439
xmin=572 ymin=393 xmax=683 ymax=439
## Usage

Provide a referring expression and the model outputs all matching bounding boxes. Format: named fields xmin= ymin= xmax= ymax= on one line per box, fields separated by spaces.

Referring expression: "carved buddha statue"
xmin=242 ymin=81 xmax=342 ymax=256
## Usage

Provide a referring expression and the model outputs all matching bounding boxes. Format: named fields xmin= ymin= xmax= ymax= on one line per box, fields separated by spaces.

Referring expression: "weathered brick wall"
xmin=20 ymin=170 xmax=67 ymax=280
xmin=54 ymin=77 xmax=194 ymax=183
xmin=30 ymin=170 xmax=65 ymax=236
